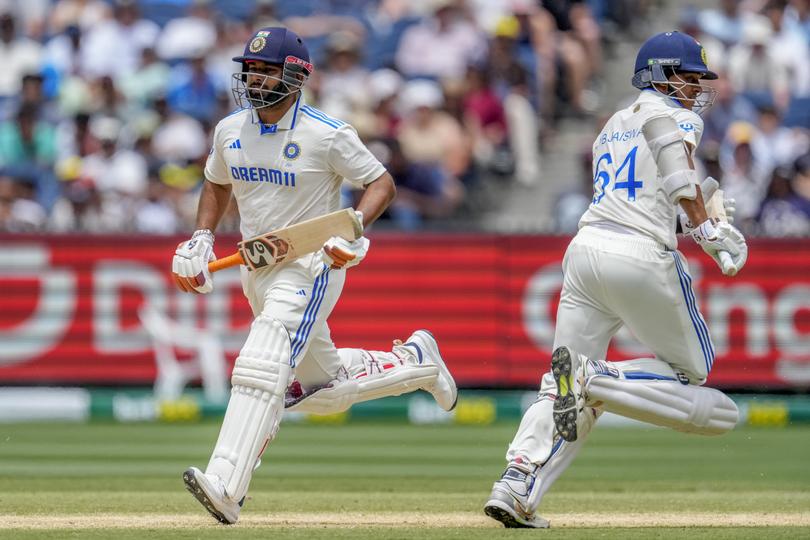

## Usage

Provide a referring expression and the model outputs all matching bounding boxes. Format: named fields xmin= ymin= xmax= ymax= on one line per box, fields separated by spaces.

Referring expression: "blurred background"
xmin=0 ymin=0 xmax=808 ymax=428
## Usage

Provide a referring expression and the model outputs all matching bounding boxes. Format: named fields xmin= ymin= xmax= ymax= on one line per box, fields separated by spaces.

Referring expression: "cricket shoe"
xmin=551 ymin=346 xmax=586 ymax=442
xmin=484 ymin=458 xmax=550 ymax=528
xmin=183 ymin=467 xmax=242 ymax=524
xmin=395 ymin=330 xmax=458 ymax=411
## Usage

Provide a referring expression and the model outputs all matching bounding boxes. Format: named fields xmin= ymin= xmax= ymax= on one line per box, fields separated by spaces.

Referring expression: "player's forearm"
xmin=679 ymin=185 xmax=709 ymax=227
xmin=194 ymin=180 xmax=233 ymax=232
xmin=355 ymin=172 xmax=396 ymax=227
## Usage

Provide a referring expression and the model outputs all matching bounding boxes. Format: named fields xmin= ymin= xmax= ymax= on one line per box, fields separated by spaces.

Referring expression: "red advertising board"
xmin=0 ymin=234 xmax=808 ymax=389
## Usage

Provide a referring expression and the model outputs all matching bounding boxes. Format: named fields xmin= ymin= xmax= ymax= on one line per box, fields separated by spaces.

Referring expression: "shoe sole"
xmin=412 ymin=330 xmax=458 ymax=411
xmin=182 ymin=468 xmax=235 ymax=525
xmin=484 ymin=500 xmax=548 ymax=529
xmin=552 ymin=346 xmax=578 ymax=442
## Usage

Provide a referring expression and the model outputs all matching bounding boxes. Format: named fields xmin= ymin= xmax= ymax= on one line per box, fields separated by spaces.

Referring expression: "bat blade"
xmin=208 ymin=209 xmax=363 ymax=273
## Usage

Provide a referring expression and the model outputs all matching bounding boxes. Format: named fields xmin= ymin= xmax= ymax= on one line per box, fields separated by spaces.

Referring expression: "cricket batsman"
xmin=484 ymin=31 xmax=747 ymax=528
xmin=171 ymin=27 xmax=457 ymax=524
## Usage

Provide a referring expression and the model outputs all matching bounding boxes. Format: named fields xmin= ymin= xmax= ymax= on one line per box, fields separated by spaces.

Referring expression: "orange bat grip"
xmin=208 ymin=252 xmax=244 ymax=273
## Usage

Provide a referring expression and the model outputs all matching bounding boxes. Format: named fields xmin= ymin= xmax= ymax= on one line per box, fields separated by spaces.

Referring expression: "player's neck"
xmin=256 ymin=95 xmax=296 ymax=126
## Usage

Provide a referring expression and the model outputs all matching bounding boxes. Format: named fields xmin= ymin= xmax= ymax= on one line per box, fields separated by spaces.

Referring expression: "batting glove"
xmin=172 ymin=229 xmax=215 ymax=293
xmin=691 ymin=219 xmax=748 ymax=276
xmin=322 ymin=236 xmax=370 ymax=270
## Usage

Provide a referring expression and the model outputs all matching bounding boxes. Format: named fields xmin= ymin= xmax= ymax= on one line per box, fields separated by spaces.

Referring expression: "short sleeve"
xmin=327 ymin=125 xmax=386 ymax=188
xmin=672 ymin=109 xmax=704 ymax=149
xmin=204 ymin=124 xmax=230 ymax=185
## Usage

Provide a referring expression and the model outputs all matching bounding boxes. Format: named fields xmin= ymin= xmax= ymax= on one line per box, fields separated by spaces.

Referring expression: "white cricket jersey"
xmin=204 ymin=94 xmax=386 ymax=239
xmin=579 ymin=90 xmax=704 ymax=250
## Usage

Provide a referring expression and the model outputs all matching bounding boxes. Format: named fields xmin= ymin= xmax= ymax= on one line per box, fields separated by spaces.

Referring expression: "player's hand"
xmin=172 ymin=229 xmax=215 ymax=293
xmin=322 ymin=236 xmax=370 ymax=270
xmin=691 ymin=219 xmax=748 ymax=276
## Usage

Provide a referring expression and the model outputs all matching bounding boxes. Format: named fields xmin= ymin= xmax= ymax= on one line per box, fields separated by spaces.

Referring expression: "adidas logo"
xmin=296 ymin=289 xmax=306 ymax=296
xmin=228 ymin=139 xmax=242 ymax=149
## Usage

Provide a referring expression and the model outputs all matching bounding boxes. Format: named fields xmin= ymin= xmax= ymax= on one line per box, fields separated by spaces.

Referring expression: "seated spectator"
xmin=0 ymin=10 xmax=43 ymax=100
xmin=395 ymin=0 xmax=486 ymax=81
xmin=370 ymin=138 xmax=464 ymax=230
xmin=702 ymin=73 xmax=759 ymax=145
xmin=81 ymin=115 xmax=147 ymax=200
xmin=397 ymin=79 xmax=473 ymax=185
xmin=698 ymin=0 xmax=745 ymax=47
xmin=119 ymin=47 xmax=171 ymax=107
xmin=318 ymin=31 xmax=370 ymax=119
xmin=155 ymin=0 xmax=216 ymax=62
xmin=757 ymin=105 xmax=810 ymax=169
xmin=726 ymin=16 xmax=790 ymax=110
xmin=134 ymin=179 xmax=178 ymax=234
xmin=166 ymin=51 xmax=220 ymax=123
xmin=49 ymin=176 xmax=110 ymax=232
xmin=0 ymin=174 xmax=46 ymax=231
xmin=48 ymin=0 xmax=110 ymax=34
xmin=757 ymin=161 xmax=810 ymax=236
xmin=462 ymin=64 xmax=512 ymax=177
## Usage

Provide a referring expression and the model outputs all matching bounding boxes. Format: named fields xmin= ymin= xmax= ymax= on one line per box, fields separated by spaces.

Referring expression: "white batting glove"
xmin=172 ymin=229 xmax=215 ymax=293
xmin=679 ymin=177 xmax=736 ymax=233
xmin=322 ymin=236 xmax=370 ymax=270
xmin=691 ymin=219 xmax=748 ymax=276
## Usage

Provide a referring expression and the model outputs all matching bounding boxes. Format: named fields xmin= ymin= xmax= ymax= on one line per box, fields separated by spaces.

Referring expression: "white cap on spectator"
xmin=399 ymin=79 xmax=444 ymax=113
xmin=90 ymin=116 xmax=122 ymax=142
xmin=368 ymin=69 xmax=404 ymax=105
xmin=742 ymin=17 xmax=772 ymax=46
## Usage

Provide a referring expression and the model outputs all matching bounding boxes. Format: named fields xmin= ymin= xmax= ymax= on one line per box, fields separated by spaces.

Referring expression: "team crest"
xmin=250 ymin=36 xmax=266 ymax=53
xmin=284 ymin=142 xmax=301 ymax=160
xmin=700 ymin=46 xmax=708 ymax=67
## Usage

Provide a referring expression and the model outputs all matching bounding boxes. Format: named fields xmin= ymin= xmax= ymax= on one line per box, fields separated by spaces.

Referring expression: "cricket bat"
xmin=704 ymin=183 xmax=737 ymax=276
xmin=207 ymin=208 xmax=363 ymax=273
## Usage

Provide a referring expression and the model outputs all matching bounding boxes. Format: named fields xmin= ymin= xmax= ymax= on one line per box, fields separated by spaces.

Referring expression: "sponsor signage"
xmin=0 ymin=234 xmax=807 ymax=389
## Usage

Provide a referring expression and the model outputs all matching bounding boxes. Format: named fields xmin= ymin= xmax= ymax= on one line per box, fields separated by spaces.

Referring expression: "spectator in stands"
xmin=0 ymin=174 xmax=46 ymax=231
xmin=119 ymin=47 xmax=171 ymax=107
xmin=49 ymin=176 xmax=108 ymax=232
xmin=757 ymin=161 xmax=810 ymax=236
xmin=757 ymin=104 xmax=810 ymax=168
xmin=397 ymin=79 xmax=473 ymax=186
xmin=702 ymin=73 xmax=759 ymax=146
xmin=698 ymin=0 xmax=745 ymax=46
xmin=726 ymin=16 xmax=790 ymax=110
xmin=80 ymin=0 xmax=159 ymax=79
xmin=155 ymin=0 xmax=216 ymax=62
xmin=81 ymin=115 xmax=147 ymax=205
xmin=0 ymin=10 xmax=43 ymax=100
xmin=166 ymin=49 xmax=220 ymax=123
xmin=317 ymin=31 xmax=370 ymax=119
xmin=462 ymin=64 xmax=512 ymax=177
xmin=395 ymin=0 xmax=487 ymax=80
xmin=720 ymin=121 xmax=774 ymax=233
xmin=48 ymin=0 xmax=110 ymax=34
xmin=150 ymin=95 xmax=208 ymax=164
xmin=764 ymin=0 xmax=810 ymax=99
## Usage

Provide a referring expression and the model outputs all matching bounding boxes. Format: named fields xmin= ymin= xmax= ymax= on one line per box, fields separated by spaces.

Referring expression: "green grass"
xmin=0 ymin=421 xmax=808 ymax=539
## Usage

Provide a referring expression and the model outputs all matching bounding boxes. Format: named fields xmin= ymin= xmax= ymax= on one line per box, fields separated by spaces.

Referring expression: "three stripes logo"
xmin=228 ymin=139 xmax=242 ymax=149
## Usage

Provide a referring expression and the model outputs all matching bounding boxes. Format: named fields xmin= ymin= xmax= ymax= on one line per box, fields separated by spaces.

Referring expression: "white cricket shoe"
xmin=484 ymin=459 xmax=550 ymax=528
xmin=183 ymin=466 xmax=241 ymax=524
xmin=396 ymin=330 xmax=458 ymax=411
xmin=551 ymin=346 xmax=586 ymax=442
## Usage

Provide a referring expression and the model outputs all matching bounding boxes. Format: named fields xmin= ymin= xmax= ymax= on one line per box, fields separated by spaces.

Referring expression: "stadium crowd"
xmin=0 ymin=0 xmax=807 ymax=236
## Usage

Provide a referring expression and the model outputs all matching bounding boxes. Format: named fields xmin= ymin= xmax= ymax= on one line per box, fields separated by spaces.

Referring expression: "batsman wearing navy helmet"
xmin=484 ymin=31 xmax=747 ymax=528
xmin=174 ymin=28 xmax=457 ymax=525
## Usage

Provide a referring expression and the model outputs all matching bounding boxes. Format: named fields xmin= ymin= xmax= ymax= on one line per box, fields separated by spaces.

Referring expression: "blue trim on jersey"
xmin=289 ymin=267 xmax=331 ymax=364
xmin=290 ymin=94 xmax=302 ymax=129
xmin=623 ymin=371 xmax=678 ymax=381
xmin=224 ymin=107 xmax=244 ymax=118
xmin=642 ymin=87 xmax=686 ymax=109
xmin=300 ymin=105 xmax=344 ymax=128
xmin=671 ymin=253 xmax=714 ymax=373
xmin=301 ymin=105 xmax=345 ymax=125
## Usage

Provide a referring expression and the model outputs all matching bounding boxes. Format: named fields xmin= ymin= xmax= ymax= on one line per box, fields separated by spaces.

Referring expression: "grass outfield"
xmin=0 ymin=421 xmax=808 ymax=539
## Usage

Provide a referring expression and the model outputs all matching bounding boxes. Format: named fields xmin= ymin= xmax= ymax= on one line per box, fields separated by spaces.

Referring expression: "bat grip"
xmin=208 ymin=252 xmax=244 ymax=273
xmin=718 ymin=251 xmax=737 ymax=276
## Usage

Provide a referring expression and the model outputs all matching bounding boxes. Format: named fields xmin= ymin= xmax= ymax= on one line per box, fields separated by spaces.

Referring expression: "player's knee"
xmin=232 ymin=315 xmax=292 ymax=393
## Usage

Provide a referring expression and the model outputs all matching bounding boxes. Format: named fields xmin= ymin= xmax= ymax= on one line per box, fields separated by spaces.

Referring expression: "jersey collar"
xmin=639 ymin=88 xmax=685 ymax=109
xmin=250 ymin=92 xmax=303 ymax=135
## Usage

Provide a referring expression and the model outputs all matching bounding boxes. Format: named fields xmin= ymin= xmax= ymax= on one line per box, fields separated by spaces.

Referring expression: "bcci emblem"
xmin=700 ymin=46 xmax=708 ymax=67
xmin=249 ymin=36 xmax=266 ymax=53
xmin=283 ymin=142 xmax=301 ymax=160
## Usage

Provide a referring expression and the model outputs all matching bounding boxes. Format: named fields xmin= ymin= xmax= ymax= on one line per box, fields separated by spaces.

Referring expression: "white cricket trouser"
xmin=507 ymin=225 xmax=716 ymax=505
xmin=241 ymin=251 xmax=345 ymax=387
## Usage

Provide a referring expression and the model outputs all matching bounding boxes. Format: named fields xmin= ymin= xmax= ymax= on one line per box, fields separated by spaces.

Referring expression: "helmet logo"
xmin=249 ymin=36 xmax=266 ymax=53
xmin=700 ymin=47 xmax=708 ymax=67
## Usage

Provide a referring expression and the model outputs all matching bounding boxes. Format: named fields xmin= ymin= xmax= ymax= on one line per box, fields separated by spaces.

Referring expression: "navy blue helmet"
xmin=232 ymin=27 xmax=313 ymax=110
xmin=632 ymin=31 xmax=717 ymax=90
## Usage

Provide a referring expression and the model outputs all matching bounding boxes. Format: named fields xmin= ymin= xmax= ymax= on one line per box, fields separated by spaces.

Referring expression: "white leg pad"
xmin=586 ymin=375 xmax=739 ymax=435
xmin=286 ymin=349 xmax=438 ymax=414
xmin=206 ymin=316 xmax=292 ymax=501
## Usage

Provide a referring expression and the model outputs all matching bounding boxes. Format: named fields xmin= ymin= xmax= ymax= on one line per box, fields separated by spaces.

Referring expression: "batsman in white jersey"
xmin=484 ymin=31 xmax=748 ymax=528
xmin=170 ymin=27 xmax=457 ymax=525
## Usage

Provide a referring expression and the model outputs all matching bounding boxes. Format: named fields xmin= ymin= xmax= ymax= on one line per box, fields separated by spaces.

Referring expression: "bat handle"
xmin=208 ymin=252 xmax=244 ymax=273
xmin=718 ymin=250 xmax=737 ymax=276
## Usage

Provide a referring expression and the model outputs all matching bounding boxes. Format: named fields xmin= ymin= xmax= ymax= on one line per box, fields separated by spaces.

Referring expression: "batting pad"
xmin=586 ymin=376 xmax=739 ymax=435
xmin=206 ymin=316 xmax=292 ymax=501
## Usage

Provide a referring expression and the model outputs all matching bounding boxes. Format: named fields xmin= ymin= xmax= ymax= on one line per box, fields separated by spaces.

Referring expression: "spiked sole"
xmin=552 ymin=347 xmax=578 ymax=442
xmin=182 ymin=468 xmax=235 ymax=525
xmin=484 ymin=500 xmax=549 ymax=529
